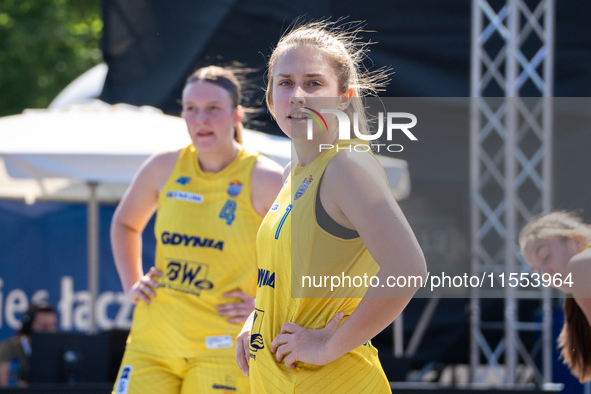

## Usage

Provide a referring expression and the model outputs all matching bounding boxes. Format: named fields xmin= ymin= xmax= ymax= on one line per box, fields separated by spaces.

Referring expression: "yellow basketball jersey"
xmin=127 ymin=144 xmax=262 ymax=357
xmin=249 ymin=140 xmax=390 ymax=393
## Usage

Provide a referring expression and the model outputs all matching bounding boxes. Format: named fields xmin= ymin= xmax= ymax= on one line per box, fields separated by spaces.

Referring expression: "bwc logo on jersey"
xmin=163 ymin=258 xmax=214 ymax=296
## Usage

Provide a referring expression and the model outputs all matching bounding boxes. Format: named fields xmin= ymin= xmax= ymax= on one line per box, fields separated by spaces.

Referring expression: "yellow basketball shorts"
xmin=112 ymin=347 xmax=249 ymax=394
xmin=249 ymin=342 xmax=391 ymax=393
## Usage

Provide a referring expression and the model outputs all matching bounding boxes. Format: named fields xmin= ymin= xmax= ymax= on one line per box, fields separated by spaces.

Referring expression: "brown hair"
xmin=184 ymin=66 xmax=244 ymax=144
xmin=519 ymin=211 xmax=591 ymax=382
xmin=265 ymin=20 xmax=389 ymax=137
xmin=559 ymin=297 xmax=591 ymax=382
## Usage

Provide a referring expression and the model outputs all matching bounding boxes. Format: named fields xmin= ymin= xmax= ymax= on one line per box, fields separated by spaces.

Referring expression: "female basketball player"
xmin=110 ymin=66 xmax=283 ymax=394
xmin=519 ymin=211 xmax=591 ymax=382
xmin=235 ymin=22 xmax=427 ymax=393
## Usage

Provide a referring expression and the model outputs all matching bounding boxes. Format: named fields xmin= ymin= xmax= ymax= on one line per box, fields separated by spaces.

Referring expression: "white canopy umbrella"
xmin=0 ymin=101 xmax=409 ymax=332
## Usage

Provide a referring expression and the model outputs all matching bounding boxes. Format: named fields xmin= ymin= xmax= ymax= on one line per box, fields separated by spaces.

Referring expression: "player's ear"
xmin=234 ymin=105 xmax=245 ymax=126
xmin=570 ymin=234 xmax=586 ymax=251
xmin=337 ymin=88 xmax=353 ymax=111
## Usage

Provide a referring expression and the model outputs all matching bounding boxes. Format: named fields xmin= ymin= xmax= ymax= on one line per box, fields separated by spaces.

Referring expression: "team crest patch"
xmin=227 ymin=181 xmax=243 ymax=197
xmin=176 ymin=176 xmax=191 ymax=185
xmin=294 ymin=175 xmax=313 ymax=200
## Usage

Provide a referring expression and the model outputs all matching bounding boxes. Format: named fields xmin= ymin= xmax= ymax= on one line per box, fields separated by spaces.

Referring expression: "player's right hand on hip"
xmin=236 ymin=311 xmax=255 ymax=376
xmin=128 ymin=267 xmax=162 ymax=304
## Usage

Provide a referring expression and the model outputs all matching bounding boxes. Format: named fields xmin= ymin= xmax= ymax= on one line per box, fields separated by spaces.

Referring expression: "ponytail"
xmin=234 ymin=123 xmax=243 ymax=145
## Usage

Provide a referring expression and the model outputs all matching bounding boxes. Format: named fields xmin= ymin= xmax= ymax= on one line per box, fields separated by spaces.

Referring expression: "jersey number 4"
xmin=219 ymin=199 xmax=237 ymax=225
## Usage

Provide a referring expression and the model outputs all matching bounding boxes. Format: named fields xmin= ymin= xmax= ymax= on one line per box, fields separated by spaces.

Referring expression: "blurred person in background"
xmin=110 ymin=65 xmax=283 ymax=394
xmin=0 ymin=302 xmax=58 ymax=387
xmin=520 ymin=211 xmax=591 ymax=383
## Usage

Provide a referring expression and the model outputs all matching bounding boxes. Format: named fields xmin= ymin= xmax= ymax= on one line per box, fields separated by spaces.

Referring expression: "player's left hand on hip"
xmin=217 ymin=290 xmax=255 ymax=324
xmin=271 ymin=312 xmax=344 ymax=368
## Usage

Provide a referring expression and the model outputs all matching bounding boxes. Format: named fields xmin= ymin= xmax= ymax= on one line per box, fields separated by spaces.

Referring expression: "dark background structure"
xmin=99 ymin=0 xmax=591 ymax=113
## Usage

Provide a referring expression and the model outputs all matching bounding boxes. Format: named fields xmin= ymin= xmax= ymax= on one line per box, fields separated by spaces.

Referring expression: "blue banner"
xmin=0 ymin=200 xmax=155 ymax=340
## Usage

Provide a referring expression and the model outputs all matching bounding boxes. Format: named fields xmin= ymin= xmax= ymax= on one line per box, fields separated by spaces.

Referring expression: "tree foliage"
xmin=0 ymin=0 xmax=102 ymax=117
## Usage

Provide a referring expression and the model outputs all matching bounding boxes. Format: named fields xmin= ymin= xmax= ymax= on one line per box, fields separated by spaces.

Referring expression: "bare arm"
xmin=283 ymin=160 xmax=294 ymax=182
xmin=111 ymin=151 xmax=178 ymax=301
xmin=272 ymin=150 xmax=427 ymax=367
xmin=250 ymin=155 xmax=285 ymax=216
xmin=320 ymin=152 xmax=425 ymax=358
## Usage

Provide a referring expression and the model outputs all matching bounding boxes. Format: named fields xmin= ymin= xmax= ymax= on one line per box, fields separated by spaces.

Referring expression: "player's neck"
xmin=294 ymin=130 xmax=338 ymax=167
xmin=197 ymin=140 xmax=241 ymax=173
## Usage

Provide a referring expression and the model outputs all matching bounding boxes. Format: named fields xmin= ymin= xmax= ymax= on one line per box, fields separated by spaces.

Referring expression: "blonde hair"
xmin=184 ymin=66 xmax=244 ymax=144
xmin=518 ymin=211 xmax=591 ymax=254
xmin=265 ymin=20 xmax=389 ymax=138
xmin=519 ymin=211 xmax=591 ymax=382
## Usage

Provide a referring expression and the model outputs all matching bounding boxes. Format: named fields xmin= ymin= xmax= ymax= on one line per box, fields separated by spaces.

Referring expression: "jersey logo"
xmin=257 ymin=269 xmax=275 ymax=288
xmin=205 ymin=335 xmax=233 ymax=350
xmin=165 ymin=191 xmax=203 ymax=204
xmin=176 ymin=176 xmax=191 ymax=185
xmin=161 ymin=232 xmax=224 ymax=251
xmin=115 ymin=366 xmax=132 ymax=394
xmin=212 ymin=375 xmax=237 ymax=392
xmin=163 ymin=258 xmax=214 ymax=296
xmin=269 ymin=203 xmax=280 ymax=212
xmin=249 ymin=309 xmax=265 ymax=354
xmin=227 ymin=180 xmax=243 ymax=197
xmin=219 ymin=199 xmax=237 ymax=225
xmin=294 ymin=175 xmax=313 ymax=200
xmin=212 ymin=383 xmax=237 ymax=392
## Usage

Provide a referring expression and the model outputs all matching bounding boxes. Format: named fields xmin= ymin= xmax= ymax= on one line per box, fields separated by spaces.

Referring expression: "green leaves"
xmin=0 ymin=0 xmax=102 ymax=116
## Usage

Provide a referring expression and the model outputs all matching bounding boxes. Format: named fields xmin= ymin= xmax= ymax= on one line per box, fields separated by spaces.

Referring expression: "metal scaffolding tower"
xmin=469 ymin=0 xmax=555 ymax=386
